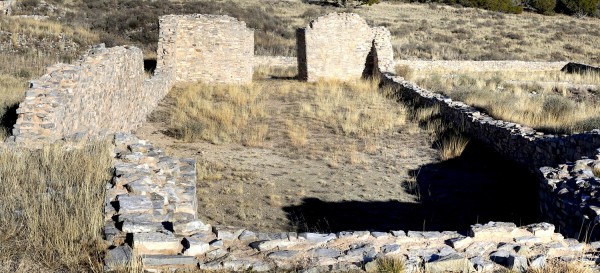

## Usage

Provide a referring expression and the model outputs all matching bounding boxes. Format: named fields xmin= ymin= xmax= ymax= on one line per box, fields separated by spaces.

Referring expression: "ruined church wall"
xmin=298 ymin=13 xmax=375 ymax=82
xmin=158 ymin=14 xmax=254 ymax=84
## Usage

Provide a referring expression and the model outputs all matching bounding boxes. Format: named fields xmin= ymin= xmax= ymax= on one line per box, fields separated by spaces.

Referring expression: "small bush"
xmin=532 ymin=0 xmax=557 ymax=14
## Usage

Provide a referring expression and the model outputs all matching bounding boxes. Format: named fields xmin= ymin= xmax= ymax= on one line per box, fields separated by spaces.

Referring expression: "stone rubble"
xmin=102 ymin=134 xmax=600 ymax=272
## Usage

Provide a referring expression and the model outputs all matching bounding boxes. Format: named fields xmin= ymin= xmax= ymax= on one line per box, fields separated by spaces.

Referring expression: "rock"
xmin=507 ymin=254 xmax=528 ymax=272
xmin=121 ymin=221 xmax=164 ymax=233
xmin=104 ymin=245 xmax=132 ymax=270
xmin=337 ymin=231 xmax=370 ymax=240
xmin=371 ymin=231 xmax=389 ymax=238
xmin=299 ymin=232 xmax=337 ymax=243
xmin=311 ymin=248 xmax=341 ymax=259
xmin=471 ymin=256 xmax=494 ymax=272
xmin=250 ymin=239 xmax=298 ymax=251
xmin=471 ymin=222 xmax=519 ymax=239
xmin=526 ymin=223 xmax=555 ymax=238
xmin=391 ymin=230 xmax=407 ymax=237
xmin=206 ymin=248 xmax=228 ymax=259
xmin=447 ymin=236 xmax=473 ymax=250
xmin=133 ymin=232 xmax=182 ymax=255
xmin=268 ymin=250 xmax=298 ymax=260
xmin=223 ymin=260 xmax=253 ymax=271
xmin=239 ymin=230 xmax=258 ymax=241
xmin=213 ymin=226 xmax=244 ymax=241
xmin=117 ymin=195 xmax=153 ymax=214
xmin=381 ymin=244 xmax=402 ymax=255
xmin=209 ymin=239 xmax=224 ymax=248
xmin=514 ymin=236 xmax=543 ymax=245
xmin=174 ymin=220 xmax=211 ymax=236
xmin=529 ymin=254 xmax=546 ymax=269
xmin=141 ymin=255 xmax=197 ymax=267
xmin=182 ymin=237 xmax=210 ymax=256
xmin=344 ymin=244 xmax=377 ymax=262
xmin=465 ymin=241 xmax=496 ymax=257
xmin=490 ymin=250 xmax=511 ymax=266
xmin=407 ymin=231 xmax=442 ymax=240
xmin=425 ymin=253 xmax=473 ymax=273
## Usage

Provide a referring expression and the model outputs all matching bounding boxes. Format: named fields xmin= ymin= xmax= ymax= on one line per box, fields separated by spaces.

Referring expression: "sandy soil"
xmin=135 ymin=78 xmax=439 ymax=232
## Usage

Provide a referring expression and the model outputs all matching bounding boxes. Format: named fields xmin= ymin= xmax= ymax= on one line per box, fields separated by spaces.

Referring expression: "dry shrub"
xmin=169 ymin=83 xmax=268 ymax=145
xmin=285 ymin=119 xmax=308 ymax=147
xmin=0 ymin=142 xmax=112 ymax=272
xmin=436 ymin=134 xmax=470 ymax=161
xmin=300 ymin=79 xmax=407 ymax=139
xmin=414 ymin=70 xmax=600 ymax=134
xmin=374 ymin=257 xmax=405 ymax=273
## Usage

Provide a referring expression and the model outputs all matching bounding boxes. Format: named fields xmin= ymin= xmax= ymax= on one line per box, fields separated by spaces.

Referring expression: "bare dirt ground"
xmin=135 ymin=74 xmax=541 ymax=233
xmin=135 ymin=77 xmax=438 ymax=232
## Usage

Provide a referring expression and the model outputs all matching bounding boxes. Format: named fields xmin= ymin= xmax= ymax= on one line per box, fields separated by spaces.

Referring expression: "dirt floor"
xmin=135 ymin=75 xmax=540 ymax=233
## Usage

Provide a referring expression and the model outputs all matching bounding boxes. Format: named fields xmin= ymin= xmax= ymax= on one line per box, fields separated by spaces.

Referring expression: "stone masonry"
xmin=157 ymin=14 xmax=254 ymax=84
xmin=104 ymin=134 xmax=600 ymax=272
xmin=297 ymin=13 xmax=394 ymax=82
xmin=0 ymin=0 xmax=13 ymax=15
xmin=379 ymin=72 xmax=600 ymax=241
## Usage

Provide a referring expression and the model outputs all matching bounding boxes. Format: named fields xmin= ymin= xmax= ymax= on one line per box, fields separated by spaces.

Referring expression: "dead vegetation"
xmin=407 ymin=67 xmax=600 ymax=134
xmin=0 ymin=142 xmax=112 ymax=272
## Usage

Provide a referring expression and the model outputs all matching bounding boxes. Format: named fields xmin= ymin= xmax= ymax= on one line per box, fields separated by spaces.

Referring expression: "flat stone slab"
xmin=134 ymin=232 xmax=182 ymax=255
xmin=141 ymin=255 xmax=198 ymax=267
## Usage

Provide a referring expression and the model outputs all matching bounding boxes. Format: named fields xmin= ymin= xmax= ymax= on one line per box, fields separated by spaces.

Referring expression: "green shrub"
xmin=532 ymin=0 xmax=557 ymax=14
xmin=559 ymin=0 xmax=599 ymax=15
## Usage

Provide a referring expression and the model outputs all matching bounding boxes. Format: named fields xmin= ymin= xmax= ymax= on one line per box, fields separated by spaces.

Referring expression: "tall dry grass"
xmin=299 ymin=79 xmax=408 ymax=139
xmin=0 ymin=142 xmax=112 ymax=272
xmin=168 ymin=83 xmax=269 ymax=145
xmin=413 ymin=69 xmax=600 ymax=134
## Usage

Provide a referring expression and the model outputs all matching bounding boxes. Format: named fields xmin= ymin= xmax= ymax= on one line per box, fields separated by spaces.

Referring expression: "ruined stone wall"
xmin=158 ymin=14 xmax=254 ymax=84
xmin=380 ymin=73 xmax=600 ymax=240
xmin=297 ymin=13 xmax=394 ymax=82
xmin=11 ymin=45 xmax=175 ymax=143
xmin=0 ymin=0 xmax=13 ymax=15
xmin=104 ymin=134 xmax=597 ymax=273
xmin=562 ymin=62 xmax=600 ymax=74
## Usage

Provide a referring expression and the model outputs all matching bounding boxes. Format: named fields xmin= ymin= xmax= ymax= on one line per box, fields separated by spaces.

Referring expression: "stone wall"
xmin=379 ymin=73 xmax=600 ymax=240
xmin=104 ymin=134 xmax=598 ymax=273
xmin=253 ymin=56 xmax=296 ymax=68
xmin=11 ymin=45 xmax=175 ymax=143
xmin=396 ymin=60 xmax=568 ymax=72
xmin=562 ymin=62 xmax=600 ymax=74
xmin=158 ymin=14 xmax=254 ymax=84
xmin=297 ymin=13 xmax=394 ymax=82
xmin=0 ymin=0 xmax=13 ymax=15
xmin=11 ymin=14 xmax=257 ymax=144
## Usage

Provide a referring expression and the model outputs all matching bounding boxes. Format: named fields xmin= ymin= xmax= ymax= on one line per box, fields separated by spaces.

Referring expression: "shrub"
xmin=532 ymin=0 xmax=557 ymax=14
xmin=559 ymin=0 xmax=599 ymax=16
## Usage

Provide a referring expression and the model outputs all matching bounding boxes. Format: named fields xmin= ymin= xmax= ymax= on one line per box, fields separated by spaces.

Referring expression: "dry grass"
xmin=412 ymin=69 xmax=600 ymax=134
xmin=299 ymin=79 xmax=407 ymax=139
xmin=230 ymin=1 xmax=599 ymax=64
xmin=168 ymin=83 xmax=268 ymax=145
xmin=0 ymin=142 xmax=112 ymax=272
xmin=436 ymin=134 xmax=470 ymax=161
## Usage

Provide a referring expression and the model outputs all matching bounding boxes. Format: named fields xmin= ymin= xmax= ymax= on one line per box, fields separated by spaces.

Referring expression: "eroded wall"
xmin=297 ymin=13 xmax=394 ymax=82
xmin=158 ymin=14 xmax=254 ymax=84
xmin=12 ymin=45 xmax=175 ymax=143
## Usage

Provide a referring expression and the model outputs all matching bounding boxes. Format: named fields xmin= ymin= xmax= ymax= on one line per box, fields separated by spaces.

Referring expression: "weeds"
xmin=436 ymin=134 xmax=470 ymax=161
xmin=168 ymin=83 xmax=268 ymax=145
xmin=413 ymin=69 xmax=600 ymax=134
xmin=0 ymin=142 xmax=112 ymax=272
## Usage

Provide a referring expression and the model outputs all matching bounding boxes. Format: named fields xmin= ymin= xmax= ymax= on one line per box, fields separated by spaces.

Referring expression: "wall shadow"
xmin=0 ymin=103 xmax=19 ymax=137
xmin=283 ymin=140 xmax=541 ymax=233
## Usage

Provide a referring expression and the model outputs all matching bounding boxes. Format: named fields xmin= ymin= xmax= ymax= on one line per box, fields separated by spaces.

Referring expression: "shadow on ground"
xmin=283 ymin=140 xmax=541 ymax=233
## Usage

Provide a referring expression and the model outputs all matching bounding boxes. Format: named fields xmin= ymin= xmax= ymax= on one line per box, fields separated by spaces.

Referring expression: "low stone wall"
xmin=396 ymin=60 xmax=568 ymax=72
xmin=11 ymin=45 xmax=174 ymax=144
xmin=297 ymin=13 xmax=394 ymax=82
xmin=0 ymin=0 xmax=13 ymax=15
xmin=158 ymin=14 xmax=254 ymax=84
xmin=104 ymin=134 xmax=598 ymax=272
xmin=380 ymin=73 xmax=600 ymax=240
xmin=562 ymin=62 xmax=600 ymax=74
